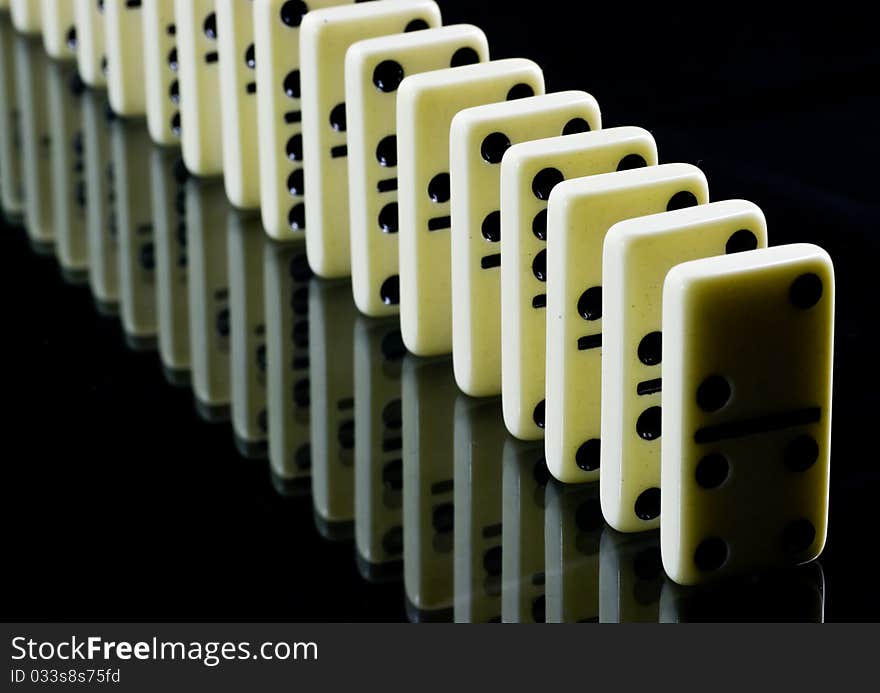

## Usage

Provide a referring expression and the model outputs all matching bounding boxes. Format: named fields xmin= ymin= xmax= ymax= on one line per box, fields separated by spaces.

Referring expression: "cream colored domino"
xmin=661 ymin=243 xmax=834 ymax=586
xmin=601 ymin=201 xmax=768 ymax=531
xmin=545 ymin=163 xmax=709 ymax=484
xmin=42 ymin=0 xmax=76 ymax=60
xmin=451 ymin=91 xmax=601 ymax=397
xmin=453 ymin=396 xmax=505 ymax=623
xmin=74 ymin=0 xmax=105 ymax=87
xmin=264 ymin=237 xmax=312 ymax=488
xmin=48 ymin=60 xmax=88 ymax=280
xmin=104 ymin=0 xmax=146 ymax=117
xmin=228 ymin=209 xmax=268 ymax=457
xmin=112 ymin=117 xmax=156 ymax=349
xmin=216 ymin=0 xmax=258 ymax=208
xmin=544 ymin=481 xmax=603 ymax=623
xmin=501 ymin=439 xmax=548 ymax=623
xmin=402 ymin=354 xmax=456 ymax=621
xmin=253 ymin=0 xmax=352 ymax=242
xmin=151 ymin=146 xmax=190 ymax=383
xmin=346 ymin=24 xmax=489 ymax=317
xmin=175 ymin=0 xmax=222 ymax=176
xmin=354 ymin=317 xmax=406 ymax=581
xmin=599 ymin=530 xmax=664 ymax=623
xmin=186 ymin=178 xmax=231 ymax=420
xmin=500 ymin=127 xmax=658 ymax=441
xmin=11 ymin=0 xmax=41 ymax=35
xmin=310 ymin=278 xmax=357 ymax=540
xmin=83 ymin=89 xmax=118 ymax=312
xmin=143 ymin=0 xmax=179 ymax=146
xmin=0 ymin=18 xmax=24 ymax=220
xmin=300 ymin=1 xmax=442 ymax=279
xmin=398 ymin=59 xmax=545 ymax=357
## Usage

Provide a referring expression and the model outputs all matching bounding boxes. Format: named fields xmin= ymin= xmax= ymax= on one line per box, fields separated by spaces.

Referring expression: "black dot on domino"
xmin=292 ymin=320 xmax=309 ymax=348
xmin=533 ymin=400 xmax=545 ymax=429
xmin=694 ymin=537 xmax=728 ymax=572
xmin=373 ymin=60 xmax=405 ymax=92
xmin=169 ymin=80 xmax=179 ymax=104
xmin=532 ymin=168 xmax=564 ymax=200
xmin=617 ymin=153 xmax=647 ymax=171
xmin=378 ymin=203 xmax=398 ymax=233
xmin=329 ymin=103 xmax=347 ymax=132
xmin=532 ymin=209 xmax=548 ymax=241
xmin=168 ymin=48 xmax=178 ymax=71
xmin=405 ymin=18 xmax=430 ymax=32
xmin=203 ymin=13 xmax=217 ymax=40
xmin=381 ymin=331 xmax=406 ymax=359
xmin=638 ymin=331 xmax=662 ymax=365
xmin=789 ymin=273 xmax=823 ymax=310
xmin=380 ymin=276 xmax=400 ymax=306
xmin=577 ymin=287 xmax=602 ymax=320
xmin=338 ymin=420 xmax=355 ymax=449
xmin=481 ymin=132 xmax=511 ymax=164
xmin=532 ymin=249 xmax=547 ymax=281
xmin=245 ymin=44 xmax=256 ymax=69
xmin=427 ymin=173 xmax=450 ymax=203
xmin=432 ymin=503 xmax=454 ymax=534
xmin=483 ymin=546 xmax=503 ymax=577
xmin=726 ymin=229 xmax=758 ymax=254
xmin=66 ymin=26 xmax=78 ymax=50
xmin=481 ymin=211 xmax=501 ymax=242
xmin=575 ymin=439 xmax=600 ymax=472
xmin=286 ymin=133 xmax=303 ymax=161
xmin=667 ymin=190 xmax=699 ymax=211
xmin=784 ymin=435 xmax=819 ymax=472
xmin=287 ymin=169 xmax=304 ymax=197
xmin=288 ymin=203 xmax=306 ymax=230
xmin=782 ymin=518 xmax=816 ymax=554
xmin=450 ymin=46 xmax=480 ymax=67
xmin=291 ymin=287 xmax=309 ymax=315
xmin=507 ymin=83 xmax=535 ymax=100
xmin=383 ymin=399 xmax=403 ymax=428
xmin=288 ymin=253 xmax=311 ymax=281
xmin=695 ymin=453 xmax=729 ymax=489
xmin=562 ymin=117 xmax=591 ymax=135
xmin=283 ymin=70 xmax=301 ymax=98
xmin=636 ymin=407 xmax=661 ymax=441
xmin=696 ymin=375 xmax=731 ymax=412
xmin=216 ymin=308 xmax=230 ymax=338
xmin=170 ymin=113 xmax=181 ymax=135
xmin=532 ymin=458 xmax=551 ymax=486
xmin=376 ymin=135 xmax=397 ymax=167
xmin=292 ymin=378 xmax=310 ymax=406
xmin=280 ymin=1 xmax=309 ymax=28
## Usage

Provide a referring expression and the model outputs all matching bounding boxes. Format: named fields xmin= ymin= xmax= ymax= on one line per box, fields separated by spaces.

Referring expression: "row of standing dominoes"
xmin=3 ymin=0 xmax=834 ymax=588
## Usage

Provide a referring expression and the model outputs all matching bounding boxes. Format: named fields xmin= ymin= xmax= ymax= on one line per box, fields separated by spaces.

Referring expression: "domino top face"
xmin=253 ymin=0 xmax=352 ymax=242
xmin=300 ymin=0 xmax=443 ymax=279
xmin=175 ymin=0 xmax=223 ymax=176
xmin=143 ymin=0 xmax=180 ymax=146
xmin=347 ymin=24 xmax=490 ymax=318
xmin=600 ymin=200 xmax=768 ymax=532
xmin=75 ymin=0 xmax=106 ymax=87
xmin=544 ymin=163 xmax=710 ymax=483
xmin=398 ymin=57 xmax=546 ymax=357
xmin=11 ymin=0 xmax=42 ymax=35
xmin=450 ymin=91 xmax=602 ymax=398
xmin=104 ymin=0 xmax=147 ymax=116
xmin=499 ymin=126 xmax=659 ymax=441
xmin=42 ymin=0 xmax=77 ymax=60
xmin=661 ymin=243 xmax=834 ymax=586
xmin=216 ymin=0 xmax=259 ymax=208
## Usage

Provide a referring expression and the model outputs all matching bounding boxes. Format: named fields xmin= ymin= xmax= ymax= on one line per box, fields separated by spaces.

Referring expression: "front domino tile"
xmin=264 ymin=238 xmax=313 ymax=494
xmin=453 ymin=397 xmax=506 ymax=623
xmin=112 ymin=118 xmax=157 ymax=350
xmin=500 ymin=127 xmax=658 ymax=441
xmin=216 ymin=0 xmax=259 ymax=208
xmin=83 ymin=89 xmax=118 ymax=313
xmin=544 ymin=481 xmax=604 ymax=623
xmin=309 ymin=278 xmax=357 ymax=540
xmin=253 ymin=0 xmax=352 ymax=242
xmin=402 ymin=354 xmax=457 ymax=622
xmin=186 ymin=178 xmax=232 ymax=421
xmin=48 ymin=60 xmax=88 ymax=281
xmin=74 ymin=0 xmax=106 ymax=88
xmin=346 ymin=24 xmax=490 ymax=317
xmin=299 ymin=0 xmax=442 ymax=278
xmin=151 ymin=146 xmax=191 ymax=385
xmin=0 ymin=18 xmax=25 ymax=221
xmin=174 ymin=0 xmax=223 ymax=176
xmin=450 ymin=91 xmax=602 ymax=397
xmin=545 ymin=164 xmax=710 ymax=484
xmin=398 ymin=58 xmax=545 ymax=356
xmin=598 ymin=530 xmax=665 ymax=623
xmin=143 ymin=0 xmax=180 ymax=146
xmin=661 ymin=244 xmax=834 ymax=586
xmin=601 ymin=201 xmax=768 ymax=532
xmin=501 ymin=440 xmax=549 ymax=623
xmin=10 ymin=0 xmax=41 ymax=35
xmin=104 ymin=0 xmax=146 ymax=117
xmin=41 ymin=0 xmax=76 ymax=60
xmin=354 ymin=318 xmax=406 ymax=582
xmin=228 ymin=209 xmax=268 ymax=459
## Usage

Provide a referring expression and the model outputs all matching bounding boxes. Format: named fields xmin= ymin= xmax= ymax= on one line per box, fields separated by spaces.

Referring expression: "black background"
xmin=2 ymin=1 xmax=878 ymax=621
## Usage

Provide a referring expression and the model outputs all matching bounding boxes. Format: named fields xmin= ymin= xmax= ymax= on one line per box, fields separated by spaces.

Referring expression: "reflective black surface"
xmin=2 ymin=4 xmax=878 ymax=621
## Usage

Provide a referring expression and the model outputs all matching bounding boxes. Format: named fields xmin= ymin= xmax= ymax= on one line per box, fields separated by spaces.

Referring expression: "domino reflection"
xmin=599 ymin=529 xmax=666 ymax=623
xmin=0 ymin=17 xmax=25 ymax=223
